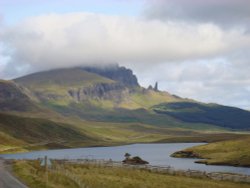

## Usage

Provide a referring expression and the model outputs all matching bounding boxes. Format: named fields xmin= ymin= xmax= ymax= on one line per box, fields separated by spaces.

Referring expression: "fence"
xmin=51 ymin=159 xmax=250 ymax=184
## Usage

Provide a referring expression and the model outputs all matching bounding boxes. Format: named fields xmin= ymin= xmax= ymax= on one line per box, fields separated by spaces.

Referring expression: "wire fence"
xmin=46 ymin=158 xmax=250 ymax=184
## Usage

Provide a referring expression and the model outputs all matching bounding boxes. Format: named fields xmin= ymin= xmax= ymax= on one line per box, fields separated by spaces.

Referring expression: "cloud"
xmin=143 ymin=0 xmax=250 ymax=28
xmin=135 ymin=58 xmax=250 ymax=109
xmin=0 ymin=46 xmax=9 ymax=79
xmin=0 ymin=13 xmax=3 ymax=24
xmin=1 ymin=12 xmax=249 ymax=78
xmin=1 ymin=11 xmax=250 ymax=109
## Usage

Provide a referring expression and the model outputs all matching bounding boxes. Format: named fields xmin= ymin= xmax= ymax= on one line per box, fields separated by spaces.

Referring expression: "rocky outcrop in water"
xmin=122 ymin=156 xmax=149 ymax=165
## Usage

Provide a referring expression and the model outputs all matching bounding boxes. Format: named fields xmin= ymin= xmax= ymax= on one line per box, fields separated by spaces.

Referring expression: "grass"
xmin=47 ymin=101 xmax=229 ymax=131
xmin=14 ymin=68 xmax=115 ymax=108
xmin=12 ymin=160 xmax=250 ymax=188
xmin=14 ymin=68 xmax=114 ymax=88
xmin=0 ymin=112 xmax=99 ymax=153
xmin=153 ymin=102 xmax=250 ymax=130
xmin=14 ymin=67 xmax=185 ymax=110
xmin=11 ymin=67 xmax=250 ymax=131
xmin=1 ymin=110 xmax=248 ymax=155
xmin=172 ymin=135 xmax=250 ymax=167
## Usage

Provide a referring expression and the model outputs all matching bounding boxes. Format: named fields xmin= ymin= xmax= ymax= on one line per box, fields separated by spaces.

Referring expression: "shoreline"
xmin=171 ymin=150 xmax=250 ymax=168
xmin=0 ymin=140 xmax=206 ymax=154
xmin=2 ymin=141 xmax=250 ymax=169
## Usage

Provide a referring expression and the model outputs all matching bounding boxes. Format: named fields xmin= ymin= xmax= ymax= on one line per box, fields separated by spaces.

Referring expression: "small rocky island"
xmin=171 ymin=150 xmax=201 ymax=158
xmin=122 ymin=153 xmax=149 ymax=165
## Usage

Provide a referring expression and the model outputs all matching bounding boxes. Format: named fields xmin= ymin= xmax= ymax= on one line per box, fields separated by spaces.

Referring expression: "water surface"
xmin=1 ymin=143 xmax=250 ymax=175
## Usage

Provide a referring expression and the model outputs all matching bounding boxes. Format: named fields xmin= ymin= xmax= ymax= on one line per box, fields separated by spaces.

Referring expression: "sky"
xmin=0 ymin=0 xmax=250 ymax=109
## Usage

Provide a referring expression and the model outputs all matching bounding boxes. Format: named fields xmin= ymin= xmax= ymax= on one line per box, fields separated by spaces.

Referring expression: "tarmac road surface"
xmin=0 ymin=159 xmax=28 ymax=188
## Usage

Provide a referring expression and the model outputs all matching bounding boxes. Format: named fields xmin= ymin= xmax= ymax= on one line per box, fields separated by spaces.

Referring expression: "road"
xmin=0 ymin=159 xmax=28 ymax=188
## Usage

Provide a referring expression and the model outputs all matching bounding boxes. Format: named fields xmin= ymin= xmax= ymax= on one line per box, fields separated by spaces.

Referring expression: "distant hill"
xmin=153 ymin=102 xmax=250 ymax=130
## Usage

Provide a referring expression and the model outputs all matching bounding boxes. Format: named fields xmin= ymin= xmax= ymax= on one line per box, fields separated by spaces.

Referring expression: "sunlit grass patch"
xmin=13 ymin=160 xmax=250 ymax=188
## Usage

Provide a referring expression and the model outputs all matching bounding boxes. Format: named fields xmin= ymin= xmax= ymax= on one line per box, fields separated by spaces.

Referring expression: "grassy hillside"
xmin=172 ymin=135 xmax=250 ymax=167
xmin=0 ymin=80 xmax=38 ymax=112
xmin=14 ymin=67 xmax=182 ymax=110
xmin=0 ymin=113 xmax=98 ymax=153
xmin=14 ymin=68 xmax=115 ymax=106
xmin=46 ymin=102 xmax=227 ymax=131
xmin=13 ymin=67 xmax=206 ymax=130
xmin=14 ymin=68 xmax=114 ymax=88
xmin=1 ymin=110 xmax=243 ymax=155
xmin=120 ymin=89 xmax=183 ymax=109
xmin=13 ymin=160 xmax=250 ymax=188
xmin=153 ymin=102 xmax=250 ymax=130
xmin=12 ymin=67 xmax=250 ymax=131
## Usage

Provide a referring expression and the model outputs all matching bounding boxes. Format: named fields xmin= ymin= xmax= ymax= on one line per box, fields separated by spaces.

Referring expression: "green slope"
xmin=0 ymin=112 xmax=97 ymax=153
xmin=13 ymin=160 xmax=250 ymax=188
xmin=13 ymin=67 xmax=195 ymax=129
xmin=0 ymin=78 xmax=233 ymax=154
xmin=153 ymin=102 xmax=250 ymax=130
xmin=13 ymin=66 xmax=250 ymax=131
xmin=14 ymin=68 xmax=115 ymax=106
xmin=1 ymin=110 xmax=240 ymax=155
xmin=14 ymin=68 xmax=114 ymax=88
xmin=14 ymin=67 xmax=182 ymax=109
xmin=172 ymin=135 xmax=250 ymax=167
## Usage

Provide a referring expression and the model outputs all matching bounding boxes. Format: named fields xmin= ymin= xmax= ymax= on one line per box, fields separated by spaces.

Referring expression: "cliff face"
xmin=68 ymin=83 xmax=132 ymax=102
xmin=0 ymin=81 xmax=36 ymax=111
xmin=82 ymin=64 xmax=139 ymax=87
xmin=0 ymin=81 xmax=27 ymax=100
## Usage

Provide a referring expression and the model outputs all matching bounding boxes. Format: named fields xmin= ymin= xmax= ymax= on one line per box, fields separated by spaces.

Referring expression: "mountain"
xmin=14 ymin=66 xmax=182 ymax=110
xmin=13 ymin=66 xmax=197 ymax=130
xmin=11 ymin=65 xmax=250 ymax=130
xmin=9 ymin=65 xmax=250 ymax=129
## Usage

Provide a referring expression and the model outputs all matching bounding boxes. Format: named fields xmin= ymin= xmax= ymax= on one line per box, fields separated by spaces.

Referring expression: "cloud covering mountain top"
xmin=0 ymin=0 xmax=250 ymax=109
xmin=1 ymin=12 xmax=249 ymax=76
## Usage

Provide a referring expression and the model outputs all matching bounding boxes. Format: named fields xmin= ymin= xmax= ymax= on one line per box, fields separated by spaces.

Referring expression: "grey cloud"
xmin=1 ymin=12 xmax=245 ymax=78
xmin=0 ymin=14 xmax=3 ymax=25
xmin=1 ymin=12 xmax=250 ymax=109
xmin=144 ymin=0 xmax=250 ymax=28
xmin=133 ymin=58 xmax=250 ymax=109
